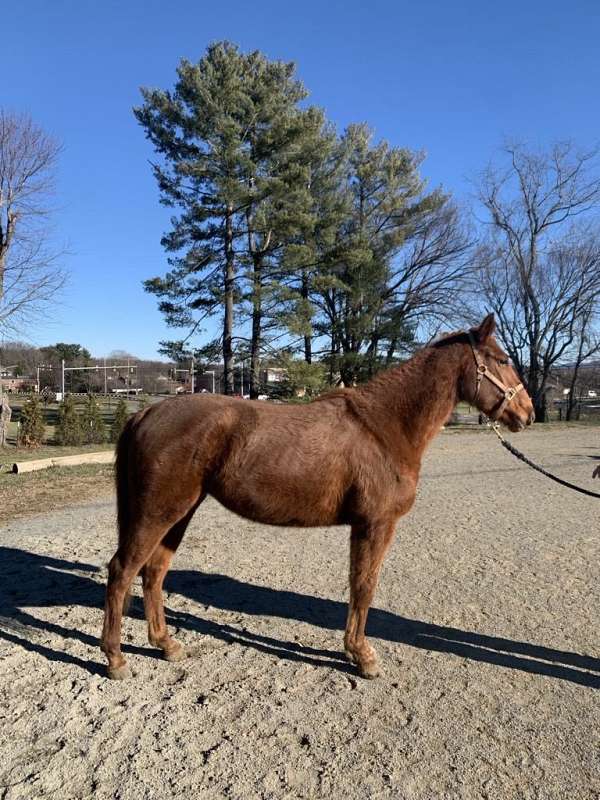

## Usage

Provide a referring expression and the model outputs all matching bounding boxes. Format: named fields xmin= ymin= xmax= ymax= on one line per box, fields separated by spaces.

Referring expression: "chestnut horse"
xmin=101 ymin=314 xmax=534 ymax=680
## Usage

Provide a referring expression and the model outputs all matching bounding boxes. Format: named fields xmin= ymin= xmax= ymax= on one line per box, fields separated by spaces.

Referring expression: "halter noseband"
xmin=467 ymin=332 xmax=524 ymax=421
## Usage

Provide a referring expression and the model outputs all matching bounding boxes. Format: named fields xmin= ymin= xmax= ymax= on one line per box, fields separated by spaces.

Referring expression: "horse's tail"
xmin=115 ymin=413 xmax=134 ymax=546
xmin=115 ymin=406 xmax=152 ymax=613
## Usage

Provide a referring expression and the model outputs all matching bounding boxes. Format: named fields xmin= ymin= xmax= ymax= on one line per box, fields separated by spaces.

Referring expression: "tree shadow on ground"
xmin=0 ymin=546 xmax=599 ymax=688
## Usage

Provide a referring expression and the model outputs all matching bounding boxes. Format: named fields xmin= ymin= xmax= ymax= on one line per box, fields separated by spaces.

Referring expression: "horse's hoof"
xmin=358 ymin=659 xmax=381 ymax=679
xmin=344 ymin=648 xmax=358 ymax=664
xmin=164 ymin=643 xmax=186 ymax=662
xmin=107 ymin=663 xmax=132 ymax=680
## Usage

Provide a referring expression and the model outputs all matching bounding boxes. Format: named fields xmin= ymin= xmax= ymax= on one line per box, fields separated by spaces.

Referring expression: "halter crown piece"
xmin=467 ymin=332 xmax=524 ymax=420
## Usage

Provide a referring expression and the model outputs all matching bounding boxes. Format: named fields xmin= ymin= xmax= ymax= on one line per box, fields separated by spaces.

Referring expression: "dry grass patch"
xmin=0 ymin=463 xmax=114 ymax=523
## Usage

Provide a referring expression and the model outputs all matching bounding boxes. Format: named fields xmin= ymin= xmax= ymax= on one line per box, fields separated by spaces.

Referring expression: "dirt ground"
xmin=1 ymin=427 xmax=599 ymax=799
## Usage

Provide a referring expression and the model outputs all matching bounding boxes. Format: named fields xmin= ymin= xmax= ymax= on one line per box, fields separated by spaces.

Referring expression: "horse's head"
xmin=461 ymin=314 xmax=535 ymax=432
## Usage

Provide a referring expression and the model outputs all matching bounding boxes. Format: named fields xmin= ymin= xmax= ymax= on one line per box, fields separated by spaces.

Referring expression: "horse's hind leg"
xmin=344 ymin=520 xmax=397 ymax=679
xmin=101 ymin=519 xmax=169 ymax=680
xmin=142 ymin=501 xmax=202 ymax=661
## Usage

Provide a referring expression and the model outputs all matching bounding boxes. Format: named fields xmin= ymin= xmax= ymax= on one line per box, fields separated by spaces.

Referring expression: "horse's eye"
xmin=498 ymin=359 xmax=509 ymax=366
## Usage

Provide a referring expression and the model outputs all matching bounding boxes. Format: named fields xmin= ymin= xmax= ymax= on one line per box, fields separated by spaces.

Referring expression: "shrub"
xmin=279 ymin=358 xmax=327 ymax=399
xmin=82 ymin=394 xmax=106 ymax=444
xmin=19 ymin=396 xmax=46 ymax=447
xmin=111 ymin=397 xmax=130 ymax=443
xmin=56 ymin=395 xmax=83 ymax=445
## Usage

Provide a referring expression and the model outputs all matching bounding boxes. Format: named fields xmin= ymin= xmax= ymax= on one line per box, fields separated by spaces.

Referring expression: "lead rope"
xmin=487 ymin=420 xmax=600 ymax=499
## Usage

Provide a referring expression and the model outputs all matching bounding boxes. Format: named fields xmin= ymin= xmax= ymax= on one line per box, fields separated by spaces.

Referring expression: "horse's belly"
xmin=209 ymin=478 xmax=342 ymax=527
xmin=208 ymin=429 xmax=350 ymax=527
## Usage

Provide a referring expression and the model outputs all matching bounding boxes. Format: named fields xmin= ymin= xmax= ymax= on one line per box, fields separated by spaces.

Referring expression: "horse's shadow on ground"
xmin=1 ymin=546 xmax=599 ymax=688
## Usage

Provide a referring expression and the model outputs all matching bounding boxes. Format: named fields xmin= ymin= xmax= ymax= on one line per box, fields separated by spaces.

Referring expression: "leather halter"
xmin=467 ymin=332 xmax=524 ymax=420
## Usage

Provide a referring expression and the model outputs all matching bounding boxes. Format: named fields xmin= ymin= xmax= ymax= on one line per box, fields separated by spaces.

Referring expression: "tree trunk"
xmin=525 ymin=365 xmax=548 ymax=423
xmin=250 ymin=255 xmax=262 ymax=400
xmin=302 ymin=271 xmax=312 ymax=364
xmin=566 ymin=379 xmax=578 ymax=421
xmin=531 ymin=382 xmax=549 ymax=423
xmin=566 ymin=319 xmax=589 ymax=420
xmin=223 ymin=206 xmax=235 ymax=395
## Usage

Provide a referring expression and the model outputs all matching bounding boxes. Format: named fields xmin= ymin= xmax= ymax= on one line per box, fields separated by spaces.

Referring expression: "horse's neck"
xmin=356 ymin=344 xmax=463 ymax=461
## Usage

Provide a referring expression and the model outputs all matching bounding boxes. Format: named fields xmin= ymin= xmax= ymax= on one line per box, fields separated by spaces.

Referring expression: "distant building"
xmin=0 ymin=375 xmax=36 ymax=393
xmin=261 ymin=367 xmax=287 ymax=384
xmin=191 ymin=364 xmax=288 ymax=395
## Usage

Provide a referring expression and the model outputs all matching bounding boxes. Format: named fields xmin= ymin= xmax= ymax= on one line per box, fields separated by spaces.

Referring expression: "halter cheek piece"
xmin=467 ymin=332 xmax=524 ymax=420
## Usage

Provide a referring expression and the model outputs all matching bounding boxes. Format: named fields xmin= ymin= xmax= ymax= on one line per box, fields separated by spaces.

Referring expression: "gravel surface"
xmin=1 ymin=427 xmax=599 ymax=799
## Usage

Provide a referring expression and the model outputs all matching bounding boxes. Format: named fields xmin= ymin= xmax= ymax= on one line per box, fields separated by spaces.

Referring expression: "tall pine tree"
xmin=314 ymin=124 xmax=471 ymax=384
xmin=136 ymin=43 xmax=324 ymax=395
xmin=272 ymin=119 xmax=348 ymax=367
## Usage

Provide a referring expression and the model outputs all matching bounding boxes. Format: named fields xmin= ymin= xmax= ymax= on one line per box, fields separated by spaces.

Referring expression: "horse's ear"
xmin=475 ymin=313 xmax=496 ymax=343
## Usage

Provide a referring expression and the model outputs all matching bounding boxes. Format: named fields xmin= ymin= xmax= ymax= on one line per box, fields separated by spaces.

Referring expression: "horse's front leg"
xmin=344 ymin=520 xmax=397 ymax=678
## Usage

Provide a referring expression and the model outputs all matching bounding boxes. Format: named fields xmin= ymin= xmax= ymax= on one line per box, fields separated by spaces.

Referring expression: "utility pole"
xmin=191 ymin=355 xmax=195 ymax=394
xmin=35 ymin=364 xmax=53 ymax=396
xmin=104 ymin=357 xmax=107 ymax=395
xmin=61 ymin=359 xmax=65 ymax=398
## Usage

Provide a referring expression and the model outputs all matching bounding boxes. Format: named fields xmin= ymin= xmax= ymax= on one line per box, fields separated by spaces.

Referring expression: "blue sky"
xmin=3 ymin=0 xmax=599 ymax=358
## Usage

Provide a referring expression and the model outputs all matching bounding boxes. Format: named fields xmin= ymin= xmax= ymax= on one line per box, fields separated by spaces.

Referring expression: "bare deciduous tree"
xmin=563 ymin=297 xmax=600 ymax=419
xmin=0 ymin=110 xmax=66 ymax=334
xmin=475 ymin=141 xmax=600 ymax=421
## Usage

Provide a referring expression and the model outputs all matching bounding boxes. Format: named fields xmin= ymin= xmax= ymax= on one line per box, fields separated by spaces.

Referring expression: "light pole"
xmin=204 ymin=370 xmax=216 ymax=393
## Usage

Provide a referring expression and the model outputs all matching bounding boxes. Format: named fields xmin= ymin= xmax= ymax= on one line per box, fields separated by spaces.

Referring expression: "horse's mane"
xmin=311 ymin=329 xmax=471 ymax=405
xmin=429 ymin=330 xmax=470 ymax=349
